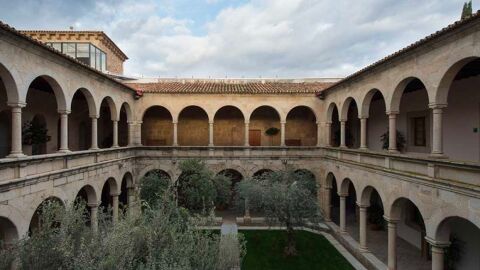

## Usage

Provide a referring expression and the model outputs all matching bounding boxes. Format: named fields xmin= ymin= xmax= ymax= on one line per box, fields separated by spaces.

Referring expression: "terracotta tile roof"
xmin=126 ymin=80 xmax=334 ymax=95
xmin=0 ymin=21 xmax=136 ymax=94
xmin=318 ymin=11 xmax=480 ymax=96
xmin=19 ymin=30 xmax=128 ymax=60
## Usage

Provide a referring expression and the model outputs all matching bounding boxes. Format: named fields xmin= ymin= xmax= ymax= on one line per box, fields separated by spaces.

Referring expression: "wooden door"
xmin=249 ymin=129 xmax=261 ymax=146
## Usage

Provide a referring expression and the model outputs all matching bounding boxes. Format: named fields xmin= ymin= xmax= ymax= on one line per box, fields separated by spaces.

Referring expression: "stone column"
xmin=173 ymin=121 xmax=178 ymax=146
xmin=425 ymin=237 xmax=449 ymax=270
xmin=208 ymin=121 xmax=214 ymax=147
xmin=244 ymin=122 xmax=250 ymax=146
xmin=360 ymin=117 xmax=368 ymax=150
xmin=127 ymin=121 xmax=135 ymax=146
xmin=58 ymin=111 xmax=70 ymax=152
xmin=339 ymin=193 xmax=347 ymax=233
xmin=324 ymin=186 xmax=332 ymax=221
xmin=112 ymin=193 xmax=119 ymax=223
xmin=89 ymin=203 xmax=98 ymax=232
xmin=8 ymin=103 xmax=25 ymax=157
xmin=387 ymin=112 xmax=398 ymax=153
xmin=386 ymin=217 xmax=398 ymax=270
xmin=430 ymin=104 xmax=446 ymax=158
xmin=127 ymin=187 xmax=135 ymax=217
xmin=112 ymin=120 xmax=119 ymax=148
xmin=358 ymin=203 xmax=369 ymax=252
xmin=280 ymin=121 xmax=286 ymax=147
xmin=90 ymin=116 xmax=99 ymax=150
xmin=325 ymin=122 xmax=332 ymax=147
xmin=340 ymin=120 xmax=346 ymax=148
xmin=316 ymin=122 xmax=322 ymax=146
xmin=244 ymin=198 xmax=251 ymax=223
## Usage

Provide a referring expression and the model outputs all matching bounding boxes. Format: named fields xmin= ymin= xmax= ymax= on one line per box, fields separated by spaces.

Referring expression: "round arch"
xmin=389 ymin=77 xmax=430 ymax=113
xmin=26 ymin=75 xmax=67 ymax=112
xmin=249 ymin=105 xmax=281 ymax=147
xmin=99 ymin=96 xmax=118 ymax=121
xmin=248 ymin=105 xmax=281 ymax=123
xmin=286 ymin=106 xmax=317 ymax=146
xmin=0 ymin=216 xmax=18 ymax=246
xmin=326 ymin=102 xmax=339 ymax=123
xmin=75 ymin=185 xmax=98 ymax=205
xmin=213 ymin=105 xmax=245 ymax=146
xmin=436 ymin=57 xmax=479 ymax=106
xmin=70 ymin=88 xmax=97 ymax=117
xmin=340 ymin=97 xmax=358 ymax=121
xmin=252 ymin=169 xmax=274 ymax=178
xmin=119 ymin=102 xmax=133 ymax=122
xmin=28 ymin=196 xmax=65 ymax=234
xmin=178 ymin=105 xmax=209 ymax=146
xmin=0 ymin=62 xmax=19 ymax=104
xmin=360 ymin=89 xmax=385 ymax=118
xmin=142 ymin=105 xmax=174 ymax=146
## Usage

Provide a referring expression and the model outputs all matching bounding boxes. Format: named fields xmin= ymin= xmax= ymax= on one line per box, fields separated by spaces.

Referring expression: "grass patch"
xmin=241 ymin=230 xmax=355 ymax=270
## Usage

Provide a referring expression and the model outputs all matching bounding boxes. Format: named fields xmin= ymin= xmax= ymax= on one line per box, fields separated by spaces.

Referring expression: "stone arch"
xmin=119 ymin=102 xmax=133 ymax=122
xmin=213 ymin=105 xmax=245 ymax=146
xmin=178 ymin=105 xmax=209 ymax=146
xmin=142 ymin=105 xmax=174 ymax=146
xmin=118 ymin=102 xmax=131 ymax=147
xmin=138 ymin=163 xmax=175 ymax=183
xmin=325 ymin=172 xmax=336 ymax=188
xmin=287 ymin=105 xmax=318 ymax=122
xmin=252 ymin=168 xmax=274 ymax=178
xmin=99 ymin=96 xmax=118 ymax=121
xmin=388 ymin=197 xmax=427 ymax=225
xmin=70 ymin=88 xmax=97 ymax=117
xmin=436 ymin=56 xmax=479 ymax=106
xmin=359 ymin=185 xmax=385 ymax=207
xmin=326 ymin=102 xmax=338 ymax=122
xmin=143 ymin=169 xmax=172 ymax=182
xmin=389 ymin=76 xmax=431 ymax=113
xmin=0 ymin=62 xmax=19 ymax=104
xmin=26 ymin=75 xmax=67 ymax=112
xmin=28 ymin=196 xmax=65 ymax=234
xmin=75 ymin=184 xmax=98 ymax=205
xmin=249 ymin=105 xmax=281 ymax=146
xmin=286 ymin=106 xmax=317 ymax=146
xmin=0 ymin=216 xmax=18 ymax=246
xmin=340 ymin=97 xmax=358 ymax=121
xmin=360 ymin=89 xmax=385 ymax=118
xmin=339 ymin=178 xmax=356 ymax=196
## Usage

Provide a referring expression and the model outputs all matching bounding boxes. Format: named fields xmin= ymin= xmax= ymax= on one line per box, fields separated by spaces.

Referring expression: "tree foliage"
xmin=139 ymin=170 xmax=172 ymax=207
xmin=0 ymin=197 xmax=243 ymax=270
xmin=236 ymin=169 xmax=321 ymax=256
xmin=461 ymin=1 xmax=473 ymax=19
xmin=177 ymin=159 xmax=231 ymax=213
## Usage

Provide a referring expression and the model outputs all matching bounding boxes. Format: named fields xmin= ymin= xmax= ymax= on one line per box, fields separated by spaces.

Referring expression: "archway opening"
xmin=98 ymin=98 xmax=114 ymax=149
xmin=397 ymin=78 xmax=430 ymax=154
xmin=75 ymin=185 xmax=97 ymax=227
xmin=286 ymin=106 xmax=317 ymax=146
xmin=24 ymin=77 xmax=60 ymax=155
xmin=436 ymin=216 xmax=480 ymax=269
xmin=331 ymin=106 xmax=340 ymax=147
xmin=178 ymin=106 xmax=208 ymax=146
xmin=366 ymin=90 xmax=387 ymax=151
xmin=119 ymin=172 xmax=133 ymax=213
xmin=217 ymin=169 xmax=243 ymax=212
xmin=294 ymin=169 xmax=317 ymax=195
xmin=345 ymin=99 xmax=360 ymax=148
xmin=0 ymin=217 xmax=17 ymax=248
xmin=118 ymin=104 xmax=129 ymax=147
xmin=70 ymin=90 xmax=92 ymax=151
xmin=443 ymin=58 xmax=480 ymax=162
xmin=29 ymin=197 xmax=64 ymax=235
xmin=343 ymin=179 xmax=357 ymax=227
xmin=249 ymin=106 xmax=280 ymax=146
xmin=100 ymin=178 xmax=118 ymax=219
xmin=0 ymin=77 xmax=11 ymax=158
xmin=390 ymin=198 xmax=429 ymax=269
xmin=252 ymin=169 xmax=274 ymax=178
xmin=141 ymin=106 xmax=173 ymax=146
xmin=139 ymin=169 xmax=171 ymax=206
xmin=213 ymin=106 xmax=244 ymax=146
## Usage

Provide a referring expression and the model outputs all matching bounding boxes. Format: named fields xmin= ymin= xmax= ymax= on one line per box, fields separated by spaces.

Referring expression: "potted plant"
xmin=22 ymin=120 xmax=51 ymax=155
xmin=380 ymin=130 xmax=406 ymax=152
xmin=265 ymin=127 xmax=280 ymax=146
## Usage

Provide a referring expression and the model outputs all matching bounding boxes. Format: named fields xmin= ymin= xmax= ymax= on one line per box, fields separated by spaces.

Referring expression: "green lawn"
xmin=241 ymin=230 xmax=355 ymax=270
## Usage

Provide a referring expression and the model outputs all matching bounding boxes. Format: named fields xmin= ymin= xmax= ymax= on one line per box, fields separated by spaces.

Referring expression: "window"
xmin=46 ymin=42 xmax=107 ymax=72
xmin=413 ymin=117 xmax=426 ymax=146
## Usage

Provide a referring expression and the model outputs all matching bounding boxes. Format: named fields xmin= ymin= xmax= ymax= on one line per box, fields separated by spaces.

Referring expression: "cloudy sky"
xmin=0 ymin=0 xmax=474 ymax=78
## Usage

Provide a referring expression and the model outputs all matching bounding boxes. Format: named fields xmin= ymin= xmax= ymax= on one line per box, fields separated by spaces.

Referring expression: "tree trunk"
xmin=284 ymin=224 xmax=297 ymax=256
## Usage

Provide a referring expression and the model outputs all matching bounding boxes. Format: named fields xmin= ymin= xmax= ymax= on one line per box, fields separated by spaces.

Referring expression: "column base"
xmin=7 ymin=152 xmax=26 ymax=158
xmin=429 ymin=153 xmax=448 ymax=159
xmin=58 ymin=149 xmax=71 ymax=153
xmin=89 ymin=147 xmax=100 ymax=151
xmin=359 ymin=246 xmax=369 ymax=253
xmin=359 ymin=147 xmax=368 ymax=151
xmin=112 ymin=145 xmax=120 ymax=148
xmin=388 ymin=149 xmax=399 ymax=154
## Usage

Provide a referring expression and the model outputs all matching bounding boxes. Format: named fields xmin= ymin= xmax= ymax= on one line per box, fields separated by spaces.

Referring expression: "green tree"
xmin=461 ymin=1 xmax=473 ymax=19
xmin=139 ymin=170 xmax=172 ymax=207
xmin=177 ymin=159 xmax=231 ymax=213
xmin=237 ymin=169 xmax=321 ymax=256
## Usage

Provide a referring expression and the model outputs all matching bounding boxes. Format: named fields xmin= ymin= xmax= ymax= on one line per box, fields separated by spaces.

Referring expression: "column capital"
xmin=89 ymin=114 xmax=99 ymax=119
xmin=359 ymin=116 xmax=368 ymax=120
xmin=87 ymin=203 xmax=99 ymax=208
xmin=425 ymin=236 xmax=450 ymax=248
xmin=428 ymin=103 xmax=447 ymax=110
xmin=209 ymin=121 xmax=214 ymax=125
xmin=7 ymin=102 xmax=26 ymax=108
xmin=338 ymin=192 xmax=348 ymax=197
xmin=172 ymin=120 xmax=178 ymax=124
xmin=112 ymin=119 xmax=119 ymax=123
xmin=356 ymin=202 xmax=370 ymax=208
xmin=244 ymin=121 xmax=250 ymax=125
xmin=110 ymin=192 xmax=121 ymax=197
xmin=280 ymin=120 xmax=286 ymax=124
xmin=339 ymin=119 xmax=347 ymax=123
xmin=383 ymin=216 xmax=399 ymax=224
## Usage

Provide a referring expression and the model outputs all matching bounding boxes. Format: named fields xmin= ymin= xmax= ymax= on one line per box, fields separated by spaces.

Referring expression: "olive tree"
xmin=237 ymin=169 xmax=321 ymax=256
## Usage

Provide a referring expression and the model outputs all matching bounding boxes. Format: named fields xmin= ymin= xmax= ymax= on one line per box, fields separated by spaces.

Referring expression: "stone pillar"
xmin=339 ymin=193 xmax=347 ymax=233
xmin=387 ymin=112 xmax=398 ymax=153
xmin=244 ymin=198 xmax=251 ymax=223
xmin=386 ymin=217 xmax=398 ymax=270
xmin=316 ymin=122 xmax=322 ymax=146
xmin=244 ymin=122 xmax=250 ymax=146
xmin=173 ymin=121 xmax=178 ymax=146
xmin=340 ymin=120 xmax=346 ymax=148
xmin=430 ymin=104 xmax=446 ymax=158
xmin=358 ymin=203 xmax=369 ymax=252
xmin=112 ymin=194 xmax=119 ymax=223
xmin=8 ymin=103 xmax=25 ymax=157
xmin=127 ymin=187 xmax=135 ymax=217
xmin=58 ymin=111 xmax=70 ymax=152
xmin=112 ymin=120 xmax=119 ymax=148
xmin=127 ymin=121 xmax=135 ymax=146
xmin=360 ymin=117 xmax=368 ymax=150
xmin=90 ymin=116 xmax=99 ymax=150
xmin=325 ymin=122 xmax=332 ymax=147
xmin=280 ymin=121 xmax=286 ymax=147
xmin=89 ymin=203 xmax=98 ymax=232
xmin=208 ymin=121 xmax=214 ymax=147
xmin=425 ymin=237 xmax=449 ymax=270
xmin=324 ymin=186 xmax=332 ymax=221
